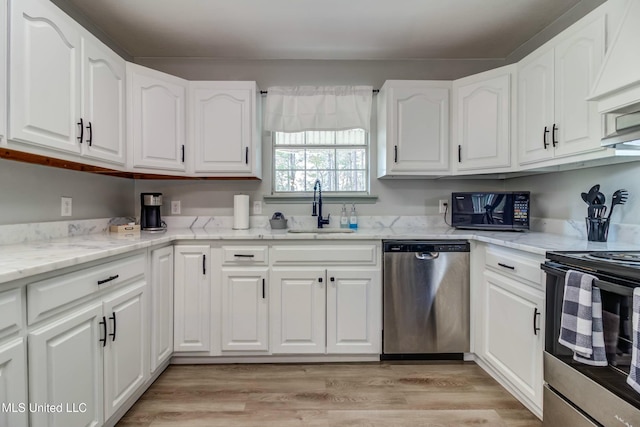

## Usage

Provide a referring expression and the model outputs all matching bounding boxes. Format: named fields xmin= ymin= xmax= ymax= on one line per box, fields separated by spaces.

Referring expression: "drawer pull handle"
xmin=533 ymin=307 xmax=541 ymax=335
xmin=497 ymin=262 xmax=515 ymax=270
xmin=234 ymin=254 xmax=255 ymax=258
xmin=99 ymin=316 xmax=107 ymax=347
xmin=97 ymin=274 xmax=119 ymax=285
xmin=318 ymin=277 xmax=323 ymax=283
xmin=109 ymin=312 xmax=117 ymax=342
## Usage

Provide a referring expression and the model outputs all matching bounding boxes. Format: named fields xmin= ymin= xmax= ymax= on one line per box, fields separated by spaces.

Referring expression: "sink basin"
xmin=287 ymin=228 xmax=355 ymax=234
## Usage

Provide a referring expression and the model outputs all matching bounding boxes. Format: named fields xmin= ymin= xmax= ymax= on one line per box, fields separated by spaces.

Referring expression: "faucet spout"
xmin=312 ymin=179 xmax=330 ymax=228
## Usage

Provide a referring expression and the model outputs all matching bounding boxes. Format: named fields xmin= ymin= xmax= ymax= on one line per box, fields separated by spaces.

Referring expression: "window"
xmin=273 ymin=129 xmax=369 ymax=193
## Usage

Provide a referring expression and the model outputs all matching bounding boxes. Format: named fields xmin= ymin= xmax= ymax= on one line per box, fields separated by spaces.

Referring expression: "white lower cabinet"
xmin=326 ymin=269 xmax=381 ymax=354
xmin=270 ymin=264 xmax=381 ymax=355
xmin=28 ymin=280 xmax=148 ymax=427
xmin=0 ymin=338 xmax=28 ymax=427
xmin=102 ymin=282 xmax=147 ymax=420
xmin=173 ymin=245 xmax=210 ymax=353
xmin=150 ymin=246 xmax=174 ymax=372
xmin=270 ymin=268 xmax=326 ymax=354
xmin=473 ymin=243 xmax=544 ymax=418
xmin=220 ymin=268 xmax=269 ymax=351
xmin=28 ymin=302 xmax=104 ymax=427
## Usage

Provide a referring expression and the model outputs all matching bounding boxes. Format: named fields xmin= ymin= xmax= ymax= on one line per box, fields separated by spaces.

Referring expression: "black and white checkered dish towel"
xmin=558 ymin=270 xmax=608 ymax=366
xmin=627 ymin=287 xmax=640 ymax=393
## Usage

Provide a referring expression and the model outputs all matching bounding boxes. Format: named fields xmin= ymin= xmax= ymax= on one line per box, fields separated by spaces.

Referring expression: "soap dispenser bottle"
xmin=349 ymin=204 xmax=358 ymax=230
xmin=340 ymin=204 xmax=349 ymax=229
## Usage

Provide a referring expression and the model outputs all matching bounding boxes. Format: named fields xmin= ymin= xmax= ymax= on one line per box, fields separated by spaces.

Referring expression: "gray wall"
xmin=0 ymin=159 xmax=134 ymax=225
xmin=505 ymin=161 xmax=640 ymax=225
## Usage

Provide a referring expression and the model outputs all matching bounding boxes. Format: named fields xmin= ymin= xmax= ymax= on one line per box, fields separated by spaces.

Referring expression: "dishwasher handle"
xmin=415 ymin=252 xmax=439 ymax=260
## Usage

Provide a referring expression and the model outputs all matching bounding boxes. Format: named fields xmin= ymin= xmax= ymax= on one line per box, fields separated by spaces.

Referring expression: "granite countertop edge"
xmin=0 ymin=227 xmax=638 ymax=285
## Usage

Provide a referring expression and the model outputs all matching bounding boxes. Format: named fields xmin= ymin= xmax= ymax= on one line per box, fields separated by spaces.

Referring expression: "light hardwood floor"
xmin=117 ymin=362 xmax=542 ymax=427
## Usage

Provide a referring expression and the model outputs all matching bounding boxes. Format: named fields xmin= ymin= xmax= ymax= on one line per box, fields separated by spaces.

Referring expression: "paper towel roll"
xmin=233 ymin=195 xmax=250 ymax=229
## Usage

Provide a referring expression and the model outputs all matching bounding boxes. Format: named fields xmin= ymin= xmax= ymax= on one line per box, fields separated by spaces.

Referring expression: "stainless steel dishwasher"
xmin=382 ymin=240 xmax=470 ymax=358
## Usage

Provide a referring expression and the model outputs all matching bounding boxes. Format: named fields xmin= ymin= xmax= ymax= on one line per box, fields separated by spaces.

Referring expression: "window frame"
xmin=271 ymin=129 xmax=371 ymax=196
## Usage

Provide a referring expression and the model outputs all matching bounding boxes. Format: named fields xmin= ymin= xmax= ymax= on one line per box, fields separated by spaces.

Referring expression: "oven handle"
xmin=542 ymin=262 xmax=636 ymax=297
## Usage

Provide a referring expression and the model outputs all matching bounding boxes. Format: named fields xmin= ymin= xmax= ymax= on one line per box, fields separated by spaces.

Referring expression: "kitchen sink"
xmin=287 ymin=228 xmax=355 ymax=234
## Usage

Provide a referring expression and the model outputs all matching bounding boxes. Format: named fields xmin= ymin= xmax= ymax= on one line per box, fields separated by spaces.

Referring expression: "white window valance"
xmin=263 ymin=85 xmax=373 ymax=132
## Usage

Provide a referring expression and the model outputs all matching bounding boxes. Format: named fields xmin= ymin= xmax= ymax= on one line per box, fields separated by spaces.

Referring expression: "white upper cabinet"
xmin=9 ymin=0 xmax=82 ymax=154
xmin=0 ymin=0 xmax=7 ymax=144
xmin=519 ymin=14 xmax=605 ymax=165
xmin=81 ymin=36 xmax=126 ymax=165
xmin=377 ymin=81 xmax=451 ymax=177
xmin=127 ymin=63 xmax=187 ymax=172
xmin=9 ymin=0 xmax=127 ymax=167
xmin=189 ymin=81 xmax=262 ymax=178
xmin=453 ymin=65 xmax=515 ymax=173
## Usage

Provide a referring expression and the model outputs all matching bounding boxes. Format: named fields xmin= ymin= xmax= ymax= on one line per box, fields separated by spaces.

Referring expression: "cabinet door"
xmin=270 ymin=268 xmax=326 ymax=354
xmin=0 ymin=0 xmax=6 ymax=143
xmin=150 ymin=246 xmax=173 ymax=372
xmin=326 ymin=268 xmax=381 ymax=354
xmin=29 ymin=303 xmax=103 ymax=427
xmin=482 ymin=271 xmax=544 ymax=409
xmin=553 ymin=16 xmax=605 ymax=158
xmin=102 ymin=282 xmax=147 ymax=420
xmin=128 ymin=63 xmax=186 ymax=171
xmin=9 ymin=0 xmax=82 ymax=154
xmin=386 ymin=85 xmax=450 ymax=173
xmin=220 ymin=268 xmax=268 ymax=351
xmin=81 ymin=36 xmax=126 ymax=165
xmin=174 ymin=246 xmax=210 ymax=352
xmin=0 ymin=338 xmax=28 ymax=427
xmin=454 ymin=69 xmax=512 ymax=171
xmin=518 ymin=49 xmax=555 ymax=165
xmin=191 ymin=82 xmax=258 ymax=175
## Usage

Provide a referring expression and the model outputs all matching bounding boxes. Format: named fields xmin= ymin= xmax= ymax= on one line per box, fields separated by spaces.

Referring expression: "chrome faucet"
xmin=312 ymin=179 xmax=330 ymax=228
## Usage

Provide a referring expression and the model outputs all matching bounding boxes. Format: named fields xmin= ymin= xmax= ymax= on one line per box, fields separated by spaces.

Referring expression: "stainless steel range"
xmin=543 ymin=251 xmax=640 ymax=426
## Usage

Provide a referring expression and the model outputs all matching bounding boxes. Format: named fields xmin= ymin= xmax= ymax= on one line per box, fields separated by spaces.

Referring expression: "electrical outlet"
xmin=61 ymin=197 xmax=72 ymax=216
xmin=171 ymin=200 xmax=181 ymax=215
xmin=439 ymin=199 xmax=448 ymax=214
xmin=253 ymin=201 xmax=262 ymax=215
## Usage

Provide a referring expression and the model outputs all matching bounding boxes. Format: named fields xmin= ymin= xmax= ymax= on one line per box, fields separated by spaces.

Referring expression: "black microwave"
xmin=451 ymin=191 xmax=530 ymax=231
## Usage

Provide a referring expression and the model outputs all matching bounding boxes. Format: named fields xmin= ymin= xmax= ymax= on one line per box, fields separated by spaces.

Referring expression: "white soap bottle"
xmin=340 ymin=204 xmax=349 ymax=228
xmin=349 ymin=204 xmax=358 ymax=230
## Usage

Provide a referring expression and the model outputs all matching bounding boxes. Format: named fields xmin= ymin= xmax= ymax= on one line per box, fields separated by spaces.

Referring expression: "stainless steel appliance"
xmin=140 ymin=193 xmax=166 ymax=232
xmin=382 ymin=240 xmax=470 ymax=358
xmin=543 ymin=251 xmax=640 ymax=426
xmin=451 ymin=191 xmax=530 ymax=231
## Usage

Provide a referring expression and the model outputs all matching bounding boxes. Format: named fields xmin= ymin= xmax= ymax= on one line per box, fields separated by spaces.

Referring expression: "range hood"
xmin=601 ymin=111 xmax=640 ymax=151
xmin=589 ymin=0 xmax=640 ymax=114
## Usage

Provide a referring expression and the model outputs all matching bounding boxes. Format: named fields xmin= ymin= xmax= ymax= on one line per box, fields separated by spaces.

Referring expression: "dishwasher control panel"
xmin=383 ymin=240 xmax=470 ymax=253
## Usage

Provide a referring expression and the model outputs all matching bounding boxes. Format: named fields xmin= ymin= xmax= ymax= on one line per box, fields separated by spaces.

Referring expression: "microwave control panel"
xmin=513 ymin=196 xmax=529 ymax=226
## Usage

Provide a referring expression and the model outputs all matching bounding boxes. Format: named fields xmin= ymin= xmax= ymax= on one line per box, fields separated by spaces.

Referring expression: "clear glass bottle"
xmin=349 ymin=204 xmax=358 ymax=230
xmin=340 ymin=204 xmax=349 ymax=228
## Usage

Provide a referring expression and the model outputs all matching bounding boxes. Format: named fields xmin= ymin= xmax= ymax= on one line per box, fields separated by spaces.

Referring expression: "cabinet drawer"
xmin=221 ymin=246 xmax=268 ymax=265
xmin=485 ymin=245 xmax=544 ymax=288
xmin=28 ymin=253 xmax=145 ymax=324
xmin=0 ymin=288 xmax=23 ymax=341
xmin=271 ymin=245 xmax=378 ymax=265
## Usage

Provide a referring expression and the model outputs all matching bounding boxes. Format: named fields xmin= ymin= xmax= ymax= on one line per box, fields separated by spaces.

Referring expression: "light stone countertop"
xmin=0 ymin=226 xmax=639 ymax=285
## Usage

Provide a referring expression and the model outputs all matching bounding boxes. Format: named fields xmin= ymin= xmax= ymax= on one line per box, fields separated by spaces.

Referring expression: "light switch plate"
xmin=171 ymin=201 xmax=181 ymax=215
xmin=253 ymin=201 xmax=262 ymax=215
xmin=61 ymin=197 xmax=72 ymax=216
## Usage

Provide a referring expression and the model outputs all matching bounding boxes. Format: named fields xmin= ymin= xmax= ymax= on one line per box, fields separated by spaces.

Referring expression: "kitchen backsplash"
xmin=1 ymin=215 xmax=638 ymax=246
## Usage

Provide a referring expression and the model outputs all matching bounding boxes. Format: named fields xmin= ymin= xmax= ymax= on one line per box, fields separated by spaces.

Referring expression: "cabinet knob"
xmin=318 ymin=277 xmax=323 ymax=283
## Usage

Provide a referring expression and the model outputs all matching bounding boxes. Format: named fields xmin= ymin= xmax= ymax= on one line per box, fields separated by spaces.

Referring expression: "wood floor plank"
xmin=116 ymin=362 xmax=542 ymax=427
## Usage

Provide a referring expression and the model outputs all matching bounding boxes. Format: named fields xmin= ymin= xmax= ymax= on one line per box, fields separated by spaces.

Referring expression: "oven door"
xmin=543 ymin=263 xmax=640 ymax=426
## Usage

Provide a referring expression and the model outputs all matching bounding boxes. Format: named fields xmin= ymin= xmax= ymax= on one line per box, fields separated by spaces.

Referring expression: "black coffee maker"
xmin=140 ymin=193 xmax=166 ymax=232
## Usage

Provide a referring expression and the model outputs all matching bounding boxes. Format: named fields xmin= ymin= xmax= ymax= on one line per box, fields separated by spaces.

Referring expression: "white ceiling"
xmin=62 ymin=0 xmax=584 ymax=60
